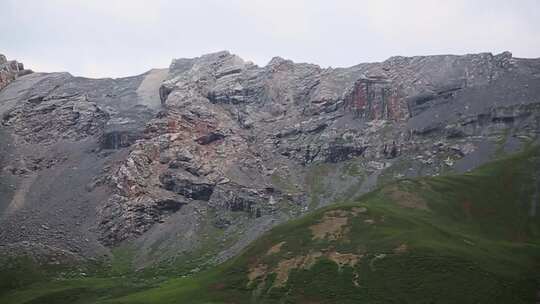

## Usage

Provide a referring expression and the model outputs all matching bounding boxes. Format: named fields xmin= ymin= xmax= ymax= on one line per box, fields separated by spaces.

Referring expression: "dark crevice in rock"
xmin=100 ymin=131 xmax=138 ymax=150
xmin=159 ymin=85 xmax=173 ymax=105
xmin=323 ymin=145 xmax=367 ymax=163
xmin=155 ymin=198 xmax=187 ymax=213
xmin=195 ymin=132 xmax=225 ymax=145
xmin=160 ymin=171 xmax=214 ymax=201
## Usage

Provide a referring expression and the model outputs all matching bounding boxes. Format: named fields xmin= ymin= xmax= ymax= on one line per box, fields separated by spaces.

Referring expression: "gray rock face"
xmin=0 ymin=50 xmax=539 ymax=269
xmin=0 ymin=54 xmax=32 ymax=91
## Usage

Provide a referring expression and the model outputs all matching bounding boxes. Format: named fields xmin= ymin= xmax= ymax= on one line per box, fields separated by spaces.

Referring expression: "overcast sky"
xmin=1 ymin=0 xmax=539 ymax=78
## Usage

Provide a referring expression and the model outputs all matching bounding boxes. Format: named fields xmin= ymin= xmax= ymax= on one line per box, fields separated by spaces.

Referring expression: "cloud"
xmin=0 ymin=0 xmax=538 ymax=78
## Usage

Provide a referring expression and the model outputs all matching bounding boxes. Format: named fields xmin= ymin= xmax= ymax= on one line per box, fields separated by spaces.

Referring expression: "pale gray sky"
xmin=1 ymin=0 xmax=539 ymax=78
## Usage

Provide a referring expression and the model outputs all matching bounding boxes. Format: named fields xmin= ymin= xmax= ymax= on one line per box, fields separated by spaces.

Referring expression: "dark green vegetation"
xmin=1 ymin=147 xmax=539 ymax=304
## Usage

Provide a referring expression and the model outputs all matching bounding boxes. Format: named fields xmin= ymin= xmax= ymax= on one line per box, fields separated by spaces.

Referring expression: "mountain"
xmin=1 ymin=147 xmax=539 ymax=303
xmin=0 ymin=50 xmax=539 ymax=303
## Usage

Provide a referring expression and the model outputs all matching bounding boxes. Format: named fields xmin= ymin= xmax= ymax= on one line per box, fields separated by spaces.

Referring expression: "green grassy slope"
xmin=2 ymin=147 xmax=539 ymax=304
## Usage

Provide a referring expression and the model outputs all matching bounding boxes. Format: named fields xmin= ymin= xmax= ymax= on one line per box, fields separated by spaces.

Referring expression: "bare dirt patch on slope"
xmin=266 ymin=241 xmax=285 ymax=256
xmin=309 ymin=210 xmax=350 ymax=241
xmin=249 ymin=250 xmax=362 ymax=288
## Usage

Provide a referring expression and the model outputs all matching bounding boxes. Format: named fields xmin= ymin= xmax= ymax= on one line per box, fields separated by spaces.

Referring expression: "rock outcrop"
xmin=0 ymin=54 xmax=32 ymax=91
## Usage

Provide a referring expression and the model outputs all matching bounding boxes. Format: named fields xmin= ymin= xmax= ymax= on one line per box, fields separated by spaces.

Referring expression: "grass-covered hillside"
xmin=2 ymin=147 xmax=540 ymax=304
